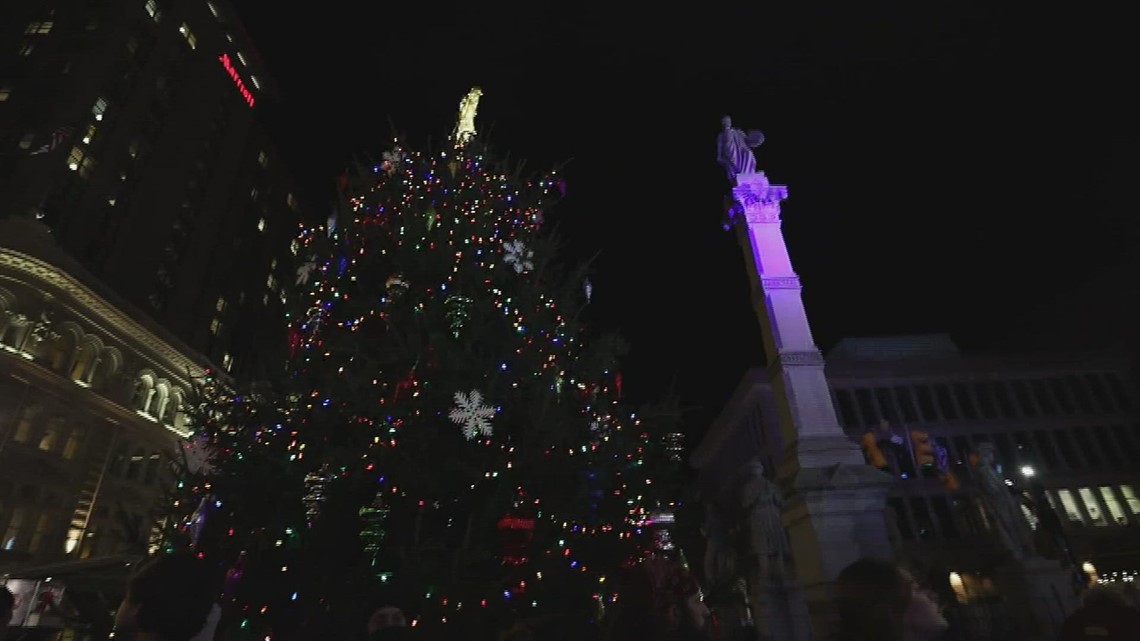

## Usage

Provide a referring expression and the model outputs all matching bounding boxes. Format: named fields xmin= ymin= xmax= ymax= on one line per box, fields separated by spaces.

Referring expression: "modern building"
xmin=1 ymin=218 xmax=208 ymax=607
xmin=693 ymin=334 xmax=1140 ymax=633
xmin=0 ymin=0 xmax=305 ymax=378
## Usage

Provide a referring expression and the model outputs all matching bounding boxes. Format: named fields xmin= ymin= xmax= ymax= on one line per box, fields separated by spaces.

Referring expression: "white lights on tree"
xmin=449 ymin=389 xmax=495 ymax=440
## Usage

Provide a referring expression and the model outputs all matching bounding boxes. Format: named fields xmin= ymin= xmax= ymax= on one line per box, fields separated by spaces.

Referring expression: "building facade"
xmin=0 ymin=217 xmax=210 ymax=571
xmin=693 ymin=334 xmax=1140 ymax=634
xmin=0 ymin=0 xmax=303 ymax=377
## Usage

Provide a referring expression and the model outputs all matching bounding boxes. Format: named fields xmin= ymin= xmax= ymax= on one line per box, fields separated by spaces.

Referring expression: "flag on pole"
xmin=29 ymin=125 xmax=74 ymax=155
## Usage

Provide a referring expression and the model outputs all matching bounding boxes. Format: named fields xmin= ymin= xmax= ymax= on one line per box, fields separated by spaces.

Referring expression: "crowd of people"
xmin=2 ymin=552 xmax=1139 ymax=640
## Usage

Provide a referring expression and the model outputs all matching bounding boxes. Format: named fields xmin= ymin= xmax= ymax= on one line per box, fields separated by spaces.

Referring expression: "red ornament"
xmin=615 ymin=371 xmax=623 ymax=398
xmin=497 ymin=514 xmax=536 ymax=565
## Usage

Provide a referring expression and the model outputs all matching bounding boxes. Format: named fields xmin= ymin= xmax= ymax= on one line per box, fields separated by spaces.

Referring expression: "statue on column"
xmin=975 ymin=442 xmax=1035 ymax=559
xmin=716 ymin=115 xmax=765 ymax=184
xmin=740 ymin=460 xmax=790 ymax=581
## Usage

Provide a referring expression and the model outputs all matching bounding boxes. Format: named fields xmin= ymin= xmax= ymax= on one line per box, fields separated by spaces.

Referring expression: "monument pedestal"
xmin=994 ymin=556 xmax=1078 ymax=640
xmin=752 ymin=577 xmax=812 ymax=641
xmin=730 ymin=172 xmax=894 ymax=639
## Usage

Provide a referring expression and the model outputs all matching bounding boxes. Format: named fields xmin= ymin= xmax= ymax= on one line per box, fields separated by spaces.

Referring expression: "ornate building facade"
xmin=0 ymin=217 xmax=210 ymax=572
xmin=693 ymin=334 xmax=1140 ymax=636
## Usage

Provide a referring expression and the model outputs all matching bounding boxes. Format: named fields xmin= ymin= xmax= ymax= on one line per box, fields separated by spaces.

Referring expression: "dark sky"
xmin=230 ymin=3 xmax=1134 ymax=433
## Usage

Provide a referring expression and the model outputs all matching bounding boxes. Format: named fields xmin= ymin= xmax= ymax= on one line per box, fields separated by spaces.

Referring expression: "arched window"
xmin=11 ymin=404 xmax=41 ymax=444
xmin=125 ymin=448 xmax=145 ymax=481
xmin=143 ymin=451 xmax=162 ymax=484
xmin=47 ymin=322 xmax=82 ymax=374
xmin=133 ymin=372 xmax=156 ymax=413
xmin=153 ymin=380 xmax=171 ymax=421
xmin=62 ymin=426 xmax=86 ymax=459
xmin=109 ymin=444 xmax=128 ymax=477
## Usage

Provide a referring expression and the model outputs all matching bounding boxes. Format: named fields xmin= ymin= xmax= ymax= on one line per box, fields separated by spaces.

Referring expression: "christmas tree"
xmin=165 ymin=88 xmax=681 ymax=638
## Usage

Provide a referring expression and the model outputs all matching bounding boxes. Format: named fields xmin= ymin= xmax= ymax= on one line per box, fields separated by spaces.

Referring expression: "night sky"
xmin=230 ymin=4 xmax=1133 ymax=435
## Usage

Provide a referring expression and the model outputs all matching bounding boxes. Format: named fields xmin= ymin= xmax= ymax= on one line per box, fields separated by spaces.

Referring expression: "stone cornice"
xmin=0 ymin=248 xmax=208 ymax=384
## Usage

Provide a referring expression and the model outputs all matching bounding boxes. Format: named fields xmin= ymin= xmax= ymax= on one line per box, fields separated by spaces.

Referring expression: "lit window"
xmin=1055 ymin=489 xmax=1084 ymax=524
xmin=67 ymin=146 xmax=85 ymax=171
xmin=222 ymin=352 xmax=234 ymax=372
xmin=25 ymin=22 xmax=53 ymax=35
xmin=18 ymin=132 xmax=35 ymax=149
xmin=144 ymin=0 xmax=161 ymax=21
xmin=267 ymin=274 xmax=277 ymax=290
xmin=290 ymin=239 xmax=300 ymax=255
xmin=286 ymin=193 xmax=296 ymax=210
xmin=262 ymin=293 xmax=269 ymax=305
xmin=128 ymin=139 xmax=140 ymax=158
xmin=207 ymin=1 xmax=220 ymax=18
xmin=0 ymin=87 xmax=11 ymax=101
xmin=179 ymin=23 xmax=196 ymax=49
xmin=19 ymin=42 xmax=35 ymax=56
xmin=81 ymin=124 xmax=97 ymax=145
xmin=250 ymin=187 xmax=259 ymax=200
xmin=210 ymin=318 xmax=222 ymax=335
xmin=270 ymin=258 xmax=277 ymax=269
xmin=108 ymin=198 xmax=116 ymax=206
xmin=1078 ymin=487 xmax=1108 ymax=526
xmin=91 ymin=97 xmax=108 ymax=121
xmin=216 ymin=297 xmax=227 ymax=313
xmin=258 ymin=151 xmax=268 ymax=167
xmin=250 ymin=75 xmax=262 ymax=90
xmin=1098 ymin=487 xmax=1128 ymax=525
xmin=257 ymin=218 xmax=266 ymax=232
xmin=1121 ymin=485 xmax=1140 ymax=515
xmin=236 ymin=51 xmax=248 ymax=66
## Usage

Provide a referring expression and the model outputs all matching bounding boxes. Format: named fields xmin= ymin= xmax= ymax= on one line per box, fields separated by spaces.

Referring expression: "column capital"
xmin=731 ymin=172 xmax=789 ymax=224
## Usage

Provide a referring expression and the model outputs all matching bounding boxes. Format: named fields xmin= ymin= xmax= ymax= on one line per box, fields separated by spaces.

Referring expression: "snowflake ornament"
xmin=380 ymin=149 xmax=406 ymax=176
xmin=296 ymin=257 xmax=318 ymax=285
xmin=449 ymin=389 xmax=496 ymax=440
xmin=503 ymin=240 xmax=534 ymax=274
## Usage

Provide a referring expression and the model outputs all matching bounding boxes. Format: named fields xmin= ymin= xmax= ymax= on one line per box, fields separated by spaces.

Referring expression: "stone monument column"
xmin=725 ymin=167 xmax=895 ymax=635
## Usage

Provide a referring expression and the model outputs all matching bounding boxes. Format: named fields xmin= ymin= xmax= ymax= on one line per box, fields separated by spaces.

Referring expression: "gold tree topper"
xmin=453 ymin=86 xmax=483 ymax=148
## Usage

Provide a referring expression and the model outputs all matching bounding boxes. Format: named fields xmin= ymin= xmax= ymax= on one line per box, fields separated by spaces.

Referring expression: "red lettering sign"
xmin=218 ymin=53 xmax=255 ymax=108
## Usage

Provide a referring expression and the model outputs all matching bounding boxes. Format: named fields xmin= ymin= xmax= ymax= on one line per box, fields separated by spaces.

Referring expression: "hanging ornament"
xmin=502 ymin=240 xmax=534 ymax=274
xmin=385 ymin=274 xmax=410 ymax=300
xmin=302 ymin=465 xmax=333 ymax=526
xmin=425 ymin=205 xmax=438 ymax=231
xmin=222 ymin=551 xmax=247 ymax=601
xmin=380 ymin=148 xmax=405 ymax=176
xmin=359 ymin=491 xmax=390 ymax=577
xmin=449 ymin=389 xmax=495 ymax=440
xmin=444 ymin=295 xmax=473 ymax=337
xmin=188 ymin=495 xmax=214 ymax=549
xmin=295 ymin=256 xmax=318 ymax=286
xmin=497 ymin=514 xmax=536 ymax=565
xmin=584 ymin=278 xmax=593 ymax=303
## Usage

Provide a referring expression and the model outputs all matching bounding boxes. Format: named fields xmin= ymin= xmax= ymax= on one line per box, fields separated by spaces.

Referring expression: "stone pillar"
xmin=994 ymin=556 xmax=1078 ymax=640
xmin=729 ymin=172 xmax=895 ymax=637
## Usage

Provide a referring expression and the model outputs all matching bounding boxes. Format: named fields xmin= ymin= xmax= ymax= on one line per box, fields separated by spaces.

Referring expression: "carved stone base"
xmin=994 ymin=556 xmax=1079 ymax=640
xmin=780 ymin=461 xmax=895 ymax=637
xmin=751 ymin=578 xmax=812 ymax=641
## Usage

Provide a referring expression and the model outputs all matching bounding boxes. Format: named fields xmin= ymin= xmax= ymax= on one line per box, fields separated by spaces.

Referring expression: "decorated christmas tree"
xmin=164 ymin=89 xmax=681 ymax=638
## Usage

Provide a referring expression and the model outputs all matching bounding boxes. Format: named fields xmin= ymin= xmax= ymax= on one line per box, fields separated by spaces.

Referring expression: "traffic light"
xmin=860 ymin=432 xmax=888 ymax=469
xmin=910 ymin=430 xmax=935 ymax=468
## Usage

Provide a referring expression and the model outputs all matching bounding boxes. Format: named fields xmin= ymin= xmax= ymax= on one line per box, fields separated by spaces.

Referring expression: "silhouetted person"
xmin=113 ymin=552 xmax=220 ymax=641
xmin=834 ymin=558 xmax=949 ymax=641
xmin=1058 ymin=586 xmax=1140 ymax=641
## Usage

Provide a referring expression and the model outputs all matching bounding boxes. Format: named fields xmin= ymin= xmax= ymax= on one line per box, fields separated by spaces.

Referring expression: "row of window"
xmin=889 ymin=483 xmax=1140 ymax=542
xmin=835 ymin=372 xmax=1132 ymax=429
xmin=873 ymin=424 xmax=1140 ymax=479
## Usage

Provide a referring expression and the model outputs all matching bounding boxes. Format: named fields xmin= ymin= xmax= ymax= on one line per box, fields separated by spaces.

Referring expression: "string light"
xmin=163 ymin=136 xmax=676 ymax=636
